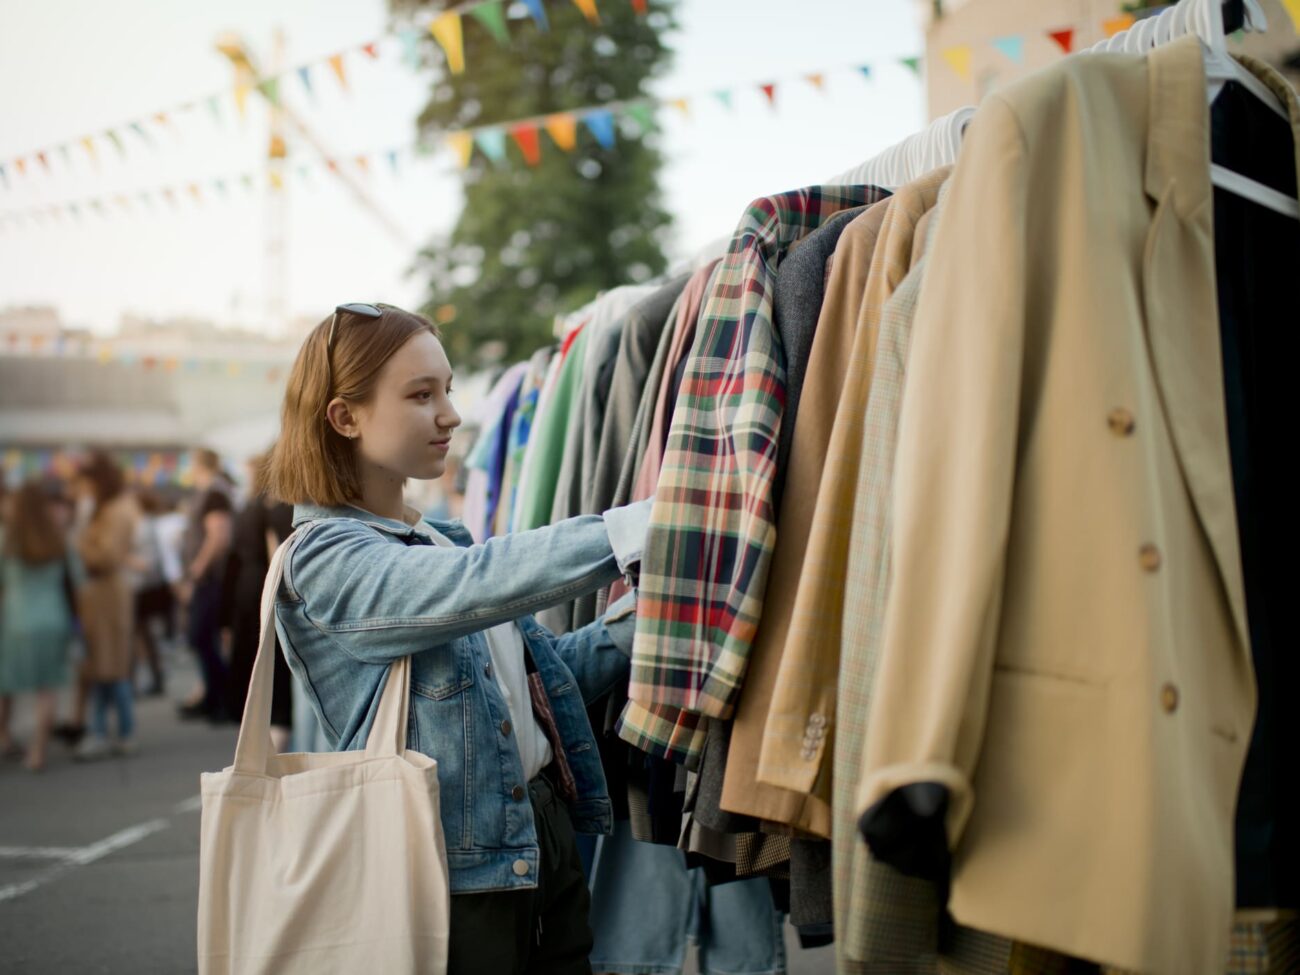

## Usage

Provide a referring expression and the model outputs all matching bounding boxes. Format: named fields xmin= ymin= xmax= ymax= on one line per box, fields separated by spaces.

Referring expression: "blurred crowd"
xmin=0 ymin=447 xmax=295 ymax=772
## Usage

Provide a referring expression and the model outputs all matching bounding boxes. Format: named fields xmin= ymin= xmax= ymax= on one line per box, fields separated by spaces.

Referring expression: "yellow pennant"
xmin=941 ymin=45 xmax=973 ymax=83
xmin=1102 ymin=13 xmax=1135 ymax=37
xmin=234 ymin=84 xmax=250 ymax=118
xmin=328 ymin=53 xmax=348 ymax=90
xmin=572 ymin=0 xmax=600 ymax=24
xmin=269 ymin=170 xmax=284 ymax=190
xmin=1282 ymin=0 xmax=1300 ymax=33
xmin=430 ymin=13 xmax=465 ymax=75
xmin=81 ymin=135 xmax=97 ymax=162
xmin=670 ymin=98 xmax=690 ymax=118
xmin=544 ymin=113 xmax=578 ymax=151
xmin=447 ymin=131 xmax=474 ymax=168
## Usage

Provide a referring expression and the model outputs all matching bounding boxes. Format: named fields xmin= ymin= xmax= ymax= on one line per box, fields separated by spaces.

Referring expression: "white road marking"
xmin=172 ymin=795 xmax=202 ymax=815
xmin=0 ymin=818 xmax=170 ymax=904
xmin=0 ymin=847 xmax=81 ymax=860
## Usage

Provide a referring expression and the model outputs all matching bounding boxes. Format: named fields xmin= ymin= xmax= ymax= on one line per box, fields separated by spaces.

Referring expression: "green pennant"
xmin=624 ymin=102 xmax=657 ymax=133
xmin=258 ymin=77 xmax=280 ymax=106
xmin=105 ymin=129 xmax=126 ymax=156
xmin=470 ymin=1 xmax=511 ymax=45
xmin=899 ymin=56 xmax=922 ymax=76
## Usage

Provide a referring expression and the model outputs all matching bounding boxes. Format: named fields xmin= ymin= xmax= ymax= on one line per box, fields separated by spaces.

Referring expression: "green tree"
xmin=392 ymin=0 xmax=676 ymax=366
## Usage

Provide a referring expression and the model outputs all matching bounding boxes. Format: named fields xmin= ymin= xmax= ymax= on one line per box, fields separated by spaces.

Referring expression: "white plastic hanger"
xmin=827 ymin=106 xmax=976 ymax=189
xmin=1092 ymin=0 xmax=1298 ymax=219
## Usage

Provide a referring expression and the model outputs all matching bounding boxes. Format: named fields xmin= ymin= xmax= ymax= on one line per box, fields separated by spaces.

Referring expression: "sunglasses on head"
xmin=327 ymin=302 xmax=383 ymax=353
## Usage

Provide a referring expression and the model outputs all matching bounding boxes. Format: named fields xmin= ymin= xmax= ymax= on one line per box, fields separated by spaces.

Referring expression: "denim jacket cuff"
xmin=601 ymin=590 xmax=638 ymax=656
xmin=600 ymin=498 xmax=653 ymax=576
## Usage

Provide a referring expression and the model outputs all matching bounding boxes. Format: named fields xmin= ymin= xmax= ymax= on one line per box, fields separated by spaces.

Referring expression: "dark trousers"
xmin=447 ymin=775 xmax=594 ymax=975
xmin=188 ymin=579 xmax=228 ymax=717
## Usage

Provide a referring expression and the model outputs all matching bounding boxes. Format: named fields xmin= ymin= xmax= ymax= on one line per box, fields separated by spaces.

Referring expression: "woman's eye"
xmin=413 ymin=391 xmax=432 ymax=401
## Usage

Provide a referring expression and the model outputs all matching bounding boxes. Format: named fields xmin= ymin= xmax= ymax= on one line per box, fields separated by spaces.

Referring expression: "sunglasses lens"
xmin=336 ymin=302 xmax=383 ymax=319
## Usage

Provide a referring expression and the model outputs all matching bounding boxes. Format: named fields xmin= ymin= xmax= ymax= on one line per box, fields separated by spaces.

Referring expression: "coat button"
xmin=484 ymin=662 xmax=493 ymax=679
xmin=511 ymin=785 xmax=526 ymax=801
xmin=1160 ymin=683 xmax=1179 ymax=713
xmin=512 ymin=859 xmax=530 ymax=877
xmin=1139 ymin=544 xmax=1162 ymax=572
xmin=500 ymin=720 xmax=512 ymax=736
xmin=1108 ymin=408 xmax=1136 ymax=436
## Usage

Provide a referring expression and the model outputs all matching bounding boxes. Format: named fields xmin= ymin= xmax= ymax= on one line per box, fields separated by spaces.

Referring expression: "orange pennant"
xmin=355 ymin=155 xmax=370 ymax=174
xmin=805 ymin=73 xmax=825 ymax=91
xmin=328 ymin=53 xmax=348 ymax=89
xmin=14 ymin=157 xmax=26 ymax=176
xmin=544 ymin=113 xmax=578 ymax=151
xmin=36 ymin=151 xmax=51 ymax=173
xmin=1102 ymin=13 xmax=1134 ymax=37
xmin=510 ymin=124 xmax=542 ymax=165
xmin=572 ymin=0 xmax=600 ymax=24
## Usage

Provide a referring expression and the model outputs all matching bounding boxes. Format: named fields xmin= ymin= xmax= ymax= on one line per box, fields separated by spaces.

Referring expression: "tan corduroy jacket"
xmin=857 ymin=37 xmax=1300 ymax=975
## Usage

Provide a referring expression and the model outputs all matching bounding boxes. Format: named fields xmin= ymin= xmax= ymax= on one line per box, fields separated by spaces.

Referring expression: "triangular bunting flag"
xmin=35 ymin=151 xmax=50 ymax=173
xmin=105 ymin=129 xmax=126 ymax=157
xmin=298 ymin=164 xmax=312 ymax=182
xmin=129 ymin=121 xmax=153 ymax=145
xmin=941 ymin=45 xmax=973 ymax=83
xmin=399 ymin=29 xmax=422 ymax=66
xmin=858 ymin=64 xmax=872 ymax=81
xmin=298 ymin=65 xmax=314 ymax=98
xmin=471 ymin=1 xmax=511 ymax=45
xmin=268 ymin=171 xmax=284 ymax=191
xmin=114 ymin=194 xmax=131 ymax=212
xmin=900 ymin=56 xmax=922 ymax=76
xmin=624 ymin=103 xmax=656 ymax=133
xmin=670 ymin=97 xmax=690 ymax=118
xmin=447 ymin=131 xmax=474 ymax=168
xmin=214 ymin=178 xmax=227 ymax=196
xmin=137 ymin=191 xmax=153 ymax=207
xmin=805 ymin=73 xmax=825 ymax=91
xmin=207 ymin=95 xmax=223 ymax=125
xmin=241 ymin=174 xmax=255 ymax=192
xmin=14 ymin=158 xmax=26 ymax=177
xmin=387 ymin=149 xmax=400 ymax=174
xmin=713 ymin=89 xmax=733 ymax=110
xmin=991 ymin=34 xmax=1025 ymax=63
xmin=355 ymin=155 xmax=370 ymax=174
xmin=361 ymin=41 xmax=380 ymax=59
xmin=258 ymin=77 xmax=280 ymax=106
xmin=572 ymin=0 xmax=601 ymax=24
xmin=0 ymin=164 xmax=7 ymax=189
xmin=632 ymin=0 xmax=648 ymax=12
xmin=188 ymin=183 xmax=203 ymax=203
xmin=1047 ymin=28 xmax=1074 ymax=53
xmin=511 ymin=124 xmax=542 ymax=165
xmin=1282 ymin=0 xmax=1299 ymax=33
xmin=584 ymin=110 xmax=616 ymax=149
xmin=162 ymin=187 xmax=177 ymax=207
xmin=234 ymin=84 xmax=250 ymax=118
xmin=430 ymin=12 xmax=465 ymax=75
xmin=1102 ymin=14 xmax=1134 ymax=38
xmin=521 ymin=0 xmax=549 ymax=31
xmin=759 ymin=83 xmax=777 ymax=108
xmin=328 ymin=53 xmax=348 ymax=90
xmin=326 ymin=159 xmax=340 ymax=174
xmin=68 ymin=202 xmax=81 ymax=220
xmin=58 ymin=144 xmax=71 ymax=166
xmin=475 ymin=128 xmax=508 ymax=164
xmin=544 ymin=113 xmax=578 ymax=151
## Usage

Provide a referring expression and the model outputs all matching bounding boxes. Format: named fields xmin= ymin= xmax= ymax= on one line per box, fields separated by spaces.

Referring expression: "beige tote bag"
xmin=198 ymin=534 xmax=450 ymax=974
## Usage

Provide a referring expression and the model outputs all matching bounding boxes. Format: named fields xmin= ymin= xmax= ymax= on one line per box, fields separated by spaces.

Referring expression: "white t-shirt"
xmin=422 ymin=524 xmax=553 ymax=782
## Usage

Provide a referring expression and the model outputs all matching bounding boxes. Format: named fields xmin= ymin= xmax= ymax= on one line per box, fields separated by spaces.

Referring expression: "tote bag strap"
xmin=233 ymin=520 xmax=412 ymax=773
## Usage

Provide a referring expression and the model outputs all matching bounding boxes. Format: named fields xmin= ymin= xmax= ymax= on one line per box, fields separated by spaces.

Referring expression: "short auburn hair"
xmin=262 ymin=304 xmax=441 ymax=507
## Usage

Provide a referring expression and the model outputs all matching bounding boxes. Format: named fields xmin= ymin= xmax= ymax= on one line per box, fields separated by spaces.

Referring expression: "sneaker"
xmin=73 ymin=736 xmax=112 ymax=762
xmin=111 ymin=738 xmax=139 ymax=757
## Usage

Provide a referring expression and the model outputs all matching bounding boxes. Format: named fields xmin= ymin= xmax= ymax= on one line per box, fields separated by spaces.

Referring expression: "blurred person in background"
xmin=225 ymin=449 xmax=294 ymax=750
xmin=71 ymin=452 xmax=141 ymax=761
xmin=176 ymin=448 xmax=234 ymax=723
xmin=0 ymin=481 xmax=81 ymax=772
xmin=129 ymin=489 xmax=175 ymax=697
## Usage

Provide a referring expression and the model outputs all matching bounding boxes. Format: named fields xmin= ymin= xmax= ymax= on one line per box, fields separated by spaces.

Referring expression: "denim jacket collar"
xmin=291 ymin=502 xmax=468 ymax=545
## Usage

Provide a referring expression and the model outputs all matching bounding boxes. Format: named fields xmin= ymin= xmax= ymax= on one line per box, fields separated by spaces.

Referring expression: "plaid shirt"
xmin=618 ymin=184 xmax=890 ymax=763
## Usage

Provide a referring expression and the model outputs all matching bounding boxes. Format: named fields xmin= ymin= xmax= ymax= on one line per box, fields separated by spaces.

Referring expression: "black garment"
xmin=227 ymin=495 xmax=294 ymax=725
xmin=1210 ymin=80 xmax=1300 ymax=910
xmin=189 ymin=577 xmax=229 ymax=718
xmin=182 ymin=483 xmax=234 ymax=586
xmin=446 ymin=774 xmax=593 ymax=975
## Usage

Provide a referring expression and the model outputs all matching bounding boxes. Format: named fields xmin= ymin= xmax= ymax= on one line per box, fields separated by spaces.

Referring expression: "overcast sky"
xmin=0 ymin=0 xmax=925 ymax=336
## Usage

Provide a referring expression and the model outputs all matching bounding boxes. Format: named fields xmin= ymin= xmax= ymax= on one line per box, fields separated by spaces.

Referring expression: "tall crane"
xmin=215 ymin=32 xmax=415 ymax=335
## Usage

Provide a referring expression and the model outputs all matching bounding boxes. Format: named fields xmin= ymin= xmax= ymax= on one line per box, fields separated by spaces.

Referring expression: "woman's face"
xmin=351 ymin=331 xmax=461 ymax=482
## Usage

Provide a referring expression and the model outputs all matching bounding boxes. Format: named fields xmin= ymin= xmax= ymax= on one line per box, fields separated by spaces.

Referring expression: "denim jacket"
xmin=273 ymin=502 xmax=643 ymax=894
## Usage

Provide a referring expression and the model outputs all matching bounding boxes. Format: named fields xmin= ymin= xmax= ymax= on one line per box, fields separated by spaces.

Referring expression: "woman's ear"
xmin=325 ymin=398 xmax=360 ymax=440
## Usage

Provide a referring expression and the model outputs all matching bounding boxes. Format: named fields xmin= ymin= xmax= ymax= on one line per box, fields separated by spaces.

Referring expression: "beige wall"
xmin=924 ymin=0 xmax=1300 ymax=119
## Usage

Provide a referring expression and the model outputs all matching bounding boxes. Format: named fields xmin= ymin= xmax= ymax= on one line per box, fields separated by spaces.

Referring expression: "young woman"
xmin=261 ymin=303 xmax=650 ymax=975
xmin=72 ymin=451 xmax=141 ymax=760
xmin=0 ymin=481 xmax=80 ymax=772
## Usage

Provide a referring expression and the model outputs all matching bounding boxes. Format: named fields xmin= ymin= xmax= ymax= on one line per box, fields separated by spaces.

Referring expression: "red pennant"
xmin=631 ymin=0 xmax=648 ymax=12
xmin=511 ymin=123 xmax=542 ymax=166
xmin=759 ymin=83 xmax=777 ymax=108
xmin=1048 ymin=28 xmax=1074 ymax=54
xmin=362 ymin=41 xmax=380 ymax=59
xmin=36 ymin=151 xmax=50 ymax=173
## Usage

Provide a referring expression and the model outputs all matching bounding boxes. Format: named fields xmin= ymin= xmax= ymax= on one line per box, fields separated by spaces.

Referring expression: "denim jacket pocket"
xmin=410 ymin=642 xmax=476 ymax=701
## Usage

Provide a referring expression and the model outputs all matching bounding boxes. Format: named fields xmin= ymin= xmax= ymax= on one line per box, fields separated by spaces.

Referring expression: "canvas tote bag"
xmin=198 ymin=533 xmax=450 ymax=974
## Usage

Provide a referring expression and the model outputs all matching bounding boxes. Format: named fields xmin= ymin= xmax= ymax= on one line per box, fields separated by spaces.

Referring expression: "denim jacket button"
xmin=511 ymin=785 xmax=526 ymax=801
xmin=512 ymin=859 xmax=530 ymax=877
xmin=500 ymin=720 xmax=512 ymax=736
